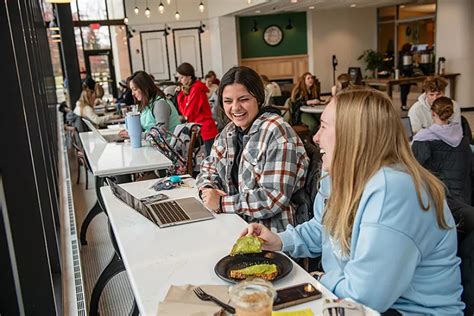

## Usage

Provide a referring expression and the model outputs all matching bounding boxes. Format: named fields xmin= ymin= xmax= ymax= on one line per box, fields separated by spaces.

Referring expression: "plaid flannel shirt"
xmin=196 ymin=112 xmax=309 ymax=232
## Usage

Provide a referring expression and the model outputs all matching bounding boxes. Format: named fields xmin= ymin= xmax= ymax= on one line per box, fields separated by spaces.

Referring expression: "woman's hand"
xmin=118 ymin=129 xmax=129 ymax=138
xmin=240 ymin=223 xmax=283 ymax=251
xmin=201 ymin=188 xmax=226 ymax=212
xmin=306 ymin=99 xmax=321 ymax=106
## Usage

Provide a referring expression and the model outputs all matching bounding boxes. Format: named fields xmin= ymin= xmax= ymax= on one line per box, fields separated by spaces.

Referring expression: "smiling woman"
xmin=196 ymin=66 xmax=309 ymax=233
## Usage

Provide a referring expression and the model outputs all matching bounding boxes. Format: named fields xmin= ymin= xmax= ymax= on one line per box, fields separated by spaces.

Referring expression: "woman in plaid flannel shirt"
xmin=196 ymin=66 xmax=309 ymax=232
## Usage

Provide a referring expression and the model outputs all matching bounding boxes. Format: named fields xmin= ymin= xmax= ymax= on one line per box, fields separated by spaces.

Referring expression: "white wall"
xmin=436 ymin=0 xmax=474 ymax=107
xmin=309 ymin=8 xmax=377 ymax=93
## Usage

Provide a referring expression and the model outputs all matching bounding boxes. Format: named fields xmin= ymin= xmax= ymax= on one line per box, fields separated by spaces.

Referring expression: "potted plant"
xmin=358 ymin=49 xmax=384 ymax=78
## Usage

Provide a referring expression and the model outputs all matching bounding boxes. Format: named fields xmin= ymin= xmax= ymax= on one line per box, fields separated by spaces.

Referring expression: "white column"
xmin=436 ymin=0 xmax=474 ymax=107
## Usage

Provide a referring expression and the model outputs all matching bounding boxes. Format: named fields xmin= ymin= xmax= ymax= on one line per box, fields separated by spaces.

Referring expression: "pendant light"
xmin=175 ymin=0 xmax=180 ymax=20
xmin=199 ymin=1 xmax=204 ymax=13
xmin=134 ymin=0 xmax=139 ymax=15
xmin=158 ymin=1 xmax=165 ymax=14
xmin=145 ymin=0 xmax=151 ymax=18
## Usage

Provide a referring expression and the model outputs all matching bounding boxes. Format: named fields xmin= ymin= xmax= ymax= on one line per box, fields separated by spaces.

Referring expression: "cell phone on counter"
xmin=273 ymin=283 xmax=322 ymax=310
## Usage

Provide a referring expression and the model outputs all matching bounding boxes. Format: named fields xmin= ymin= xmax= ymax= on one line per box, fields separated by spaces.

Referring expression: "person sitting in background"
xmin=204 ymin=73 xmax=219 ymax=99
xmin=196 ymin=66 xmax=308 ymax=232
xmin=411 ymin=96 xmax=472 ymax=229
xmin=290 ymin=72 xmax=321 ymax=133
xmin=119 ymin=71 xmax=180 ymax=138
xmin=206 ymin=70 xmax=220 ymax=86
xmin=261 ymin=75 xmax=282 ymax=107
xmin=176 ymin=62 xmax=218 ymax=155
xmin=241 ymin=88 xmax=464 ymax=314
xmin=116 ymin=78 xmax=134 ymax=106
xmin=331 ymin=73 xmax=351 ymax=96
xmin=408 ymin=76 xmax=461 ymax=134
xmin=73 ymin=77 xmax=119 ymax=127
xmin=399 ymin=43 xmax=413 ymax=111
xmin=93 ymin=82 xmax=105 ymax=106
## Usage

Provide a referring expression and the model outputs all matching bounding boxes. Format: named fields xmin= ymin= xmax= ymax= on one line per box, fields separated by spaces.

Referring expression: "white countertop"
xmin=300 ymin=105 xmax=326 ymax=114
xmin=101 ymin=179 xmax=379 ymax=316
xmin=79 ymin=131 xmax=172 ymax=177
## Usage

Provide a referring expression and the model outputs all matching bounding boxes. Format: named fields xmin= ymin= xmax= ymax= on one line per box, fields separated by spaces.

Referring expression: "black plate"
xmin=214 ymin=251 xmax=293 ymax=283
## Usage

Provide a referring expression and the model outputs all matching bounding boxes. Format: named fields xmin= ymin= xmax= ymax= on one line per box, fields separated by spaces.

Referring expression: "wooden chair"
xmin=284 ymin=97 xmax=312 ymax=143
xmin=186 ymin=125 xmax=201 ymax=176
xmin=69 ymin=127 xmax=90 ymax=189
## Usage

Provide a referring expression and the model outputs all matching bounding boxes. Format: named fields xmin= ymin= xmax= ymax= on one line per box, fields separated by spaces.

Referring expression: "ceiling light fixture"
xmin=247 ymin=0 xmax=251 ymax=4
xmin=350 ymin=3 xmax=356 ymax=7
xmin=175 ymin=0 xmax=180 ymax=20
xmin=124 ymin=16 xmax=129 ymax=24
xmin=199 ymin=1 xmax=204 ymax=13
xmin=309 ymin=5 xmax=315 ymax=9
xmin=291 ymin=0 xmax=298 ymax=3
xmin=134 ymin=6 xmax=139 ymax=15
xmin=255 ymin=10 xmax=261 ymax=13
xmin=167 ymin=0 xmax=171 ymax=4
xmin=159 ymin=1 xmax=165 ymax=13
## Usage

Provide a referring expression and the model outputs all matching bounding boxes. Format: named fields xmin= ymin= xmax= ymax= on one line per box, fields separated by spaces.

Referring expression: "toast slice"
xmin=230 ymin=236 xmax=264 ymax=256
xmin=229 ymin=264 xmax=278 ymax=281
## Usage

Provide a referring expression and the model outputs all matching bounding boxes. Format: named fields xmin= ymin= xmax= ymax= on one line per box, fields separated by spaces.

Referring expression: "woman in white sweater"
xmin=73 ymin=77 xmax=119 ymax=126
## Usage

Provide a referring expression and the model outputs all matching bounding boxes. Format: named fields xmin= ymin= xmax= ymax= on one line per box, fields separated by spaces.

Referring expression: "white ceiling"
xmin=227 ymin=0 xmax=410 ymax=16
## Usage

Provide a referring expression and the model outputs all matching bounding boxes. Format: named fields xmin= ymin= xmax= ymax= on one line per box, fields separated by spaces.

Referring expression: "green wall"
xmin=239 ymin=12 xmax=307 ymax=58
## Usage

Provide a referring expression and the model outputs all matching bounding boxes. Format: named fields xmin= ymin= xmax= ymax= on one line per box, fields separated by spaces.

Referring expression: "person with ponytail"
xmin=73 ymin=76 xmax=119 ymax=126
xmin=241 ymin=88 xmax=464 ymax=315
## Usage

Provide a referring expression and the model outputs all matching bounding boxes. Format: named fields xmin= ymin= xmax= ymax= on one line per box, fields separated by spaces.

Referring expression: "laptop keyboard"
xmin=149 ymin=200 xmax=190 ymax=225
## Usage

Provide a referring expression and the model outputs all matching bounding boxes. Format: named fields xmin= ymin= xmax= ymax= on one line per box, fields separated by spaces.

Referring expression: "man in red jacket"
xmin=176 ymin=62 xmax=218 ymax=155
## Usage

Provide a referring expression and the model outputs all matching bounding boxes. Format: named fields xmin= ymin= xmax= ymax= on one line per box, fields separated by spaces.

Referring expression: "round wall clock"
xmin=263 ymin=25 xmax=283 ymax=46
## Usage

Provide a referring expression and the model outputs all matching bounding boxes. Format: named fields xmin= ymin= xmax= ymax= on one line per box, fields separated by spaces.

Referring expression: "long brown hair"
xmin=323 ymin=88 xmax=449 ymax=255
xmin=291 ymin=72 xmax=319 ymax=102
xmin=129 ymin=71 xmax=165 ymax=112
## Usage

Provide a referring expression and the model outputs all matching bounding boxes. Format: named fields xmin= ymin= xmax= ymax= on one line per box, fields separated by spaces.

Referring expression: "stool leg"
xmin=80 ymin=177 xmax=105 ymax=245
xmin=129 ymin=299 xmax=139 ymax=316
xmin=88 ymin=253 xmax=125 ymax=316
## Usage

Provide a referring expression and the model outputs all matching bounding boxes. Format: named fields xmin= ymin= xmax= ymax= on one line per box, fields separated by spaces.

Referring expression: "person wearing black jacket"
xmin=411 ymin=97 xmax=473 ymax=231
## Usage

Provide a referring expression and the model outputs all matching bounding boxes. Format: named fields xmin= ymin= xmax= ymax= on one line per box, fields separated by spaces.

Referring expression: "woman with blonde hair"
xmin=290 ymin=72 xmax=321 ymax=133
xmin=73 ymin=77 xmax=119 ymax=126
xmin=241 ymin=88 xmax=464 ymax=314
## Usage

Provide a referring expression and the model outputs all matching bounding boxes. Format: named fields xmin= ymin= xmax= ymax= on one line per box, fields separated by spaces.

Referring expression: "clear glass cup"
xmin=229 ymin=278 xmax=276 ymax=316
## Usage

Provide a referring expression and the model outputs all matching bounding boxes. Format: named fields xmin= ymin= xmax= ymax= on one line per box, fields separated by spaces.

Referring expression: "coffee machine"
xmin=419 ymin=50 xmax=434 ymax=75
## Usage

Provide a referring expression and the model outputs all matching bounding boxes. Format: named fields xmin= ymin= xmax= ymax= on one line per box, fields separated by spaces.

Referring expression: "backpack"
xmin=145 ymin=123 xmax=205 ymax=176
xmin=291 ymin=142 xmax=322 ymax=225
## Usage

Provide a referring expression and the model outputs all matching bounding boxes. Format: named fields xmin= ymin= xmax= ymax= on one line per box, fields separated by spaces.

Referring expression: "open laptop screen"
xmin=106 ymin=178 xmax=150 ymax=218
xmin=401 ymin=116 xmax=413 ymax=141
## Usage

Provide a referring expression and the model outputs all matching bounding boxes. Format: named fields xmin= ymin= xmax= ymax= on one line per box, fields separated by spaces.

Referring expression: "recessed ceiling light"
xmin=291 ymin=0 xmax=298 ymax=3
xmin=309 ymin=5 xmax=315 ymax=9
xmin=400 ymin=5 xmax=405 ymax=8
xmin=255 ymin=10 xmax=261 ymax=13
xmin=350 ymin=4 xmax=356 ymax=7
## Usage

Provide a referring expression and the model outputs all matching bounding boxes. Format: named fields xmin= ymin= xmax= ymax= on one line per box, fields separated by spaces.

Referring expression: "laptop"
xmin=82 ymin=118 xmax=126 ymax=143
xmin=401 ymin=116 xmax=414 ymax=141
xmin=106 ymin=178 xmax=214 ymax=228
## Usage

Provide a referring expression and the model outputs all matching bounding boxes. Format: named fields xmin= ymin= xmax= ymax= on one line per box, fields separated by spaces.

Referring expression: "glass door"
xmin=84 ymin=49 xmax=117 ymax=99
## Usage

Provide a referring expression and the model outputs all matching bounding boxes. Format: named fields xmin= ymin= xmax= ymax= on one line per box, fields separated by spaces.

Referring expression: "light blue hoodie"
xmin=279 ymin=166 xmax=464 ymax=315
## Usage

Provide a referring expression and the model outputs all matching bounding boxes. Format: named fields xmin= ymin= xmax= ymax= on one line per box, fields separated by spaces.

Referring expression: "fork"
xmin=193 ymin=286 xmax=236 ymax=314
